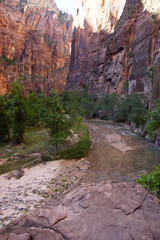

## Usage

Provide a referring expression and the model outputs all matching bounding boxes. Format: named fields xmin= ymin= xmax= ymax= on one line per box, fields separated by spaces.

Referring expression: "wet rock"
xmin=155 ymin=137 xmax=160 ymax=150
xmin=123 ymin=125 xmax=131 ymax=130
xmin=130 ymin=122 xmax=137 ymax=130
xmin=1 ymin=182 xmax=160 ymax=240
xmin=139 ymin=127 xmax=147 ymax=137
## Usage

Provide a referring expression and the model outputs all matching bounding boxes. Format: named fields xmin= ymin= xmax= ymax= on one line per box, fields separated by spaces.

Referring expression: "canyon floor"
xmin=0 ymin=120 xmax=160 ymax=239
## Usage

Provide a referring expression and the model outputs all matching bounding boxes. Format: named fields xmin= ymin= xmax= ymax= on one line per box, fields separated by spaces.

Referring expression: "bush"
xmin=98 ymin=92 xmax=120 ymax=119
xmin=145 ymin=99 xmax=160 ymax=137
xmin=60 ymin=88 xmax=95 ymax=118
xmin=115 ymin=94 xmax=147 ymax=126
xmin=26 ymin=92 xmax=40 ymax=126
xmin=8 ymin=81 xmax=27 ymax=144
xmin=135 ymin=165 xmax=160 ymax=199
xmin=59 ymin=123 xmax=91 ymax=159
xmin=60 ymin=90 xmax=147 ymax=127
xmin=0 ymin=96 xmax=11 ymax=141
xmin=59 ymin=137 xmax=91 ymax=159
xmin=39 ymin=92 xmax=73 ymax=154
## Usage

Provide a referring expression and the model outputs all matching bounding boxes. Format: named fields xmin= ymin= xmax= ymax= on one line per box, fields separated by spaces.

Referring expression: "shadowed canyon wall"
xmin=0 ymin=0 xmax=73 ymax=95
xmin=67 ymin=0 xmax=160 ymax=98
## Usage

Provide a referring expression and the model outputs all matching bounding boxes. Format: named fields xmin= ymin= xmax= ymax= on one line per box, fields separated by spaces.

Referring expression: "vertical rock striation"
xmin=0 ymin=0 xmax=73 ymax=95
xmin=67 ymin=0 xmax=160 ymax=97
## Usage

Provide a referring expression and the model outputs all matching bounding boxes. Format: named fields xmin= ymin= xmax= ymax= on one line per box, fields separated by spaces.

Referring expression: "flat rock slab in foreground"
xmin=1 ymin=182 xmax=160 ymax=240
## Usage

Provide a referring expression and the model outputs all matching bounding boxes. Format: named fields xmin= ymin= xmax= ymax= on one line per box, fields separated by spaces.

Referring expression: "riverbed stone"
xmin=1 ymin=182 xmax=160 ymax=240
xmin=155 ymin=137 xmax=160 ymax=150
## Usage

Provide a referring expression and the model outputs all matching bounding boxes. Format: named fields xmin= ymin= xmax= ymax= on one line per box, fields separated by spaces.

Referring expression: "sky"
xmin=55 ymin=0 xmax=76 ymax=15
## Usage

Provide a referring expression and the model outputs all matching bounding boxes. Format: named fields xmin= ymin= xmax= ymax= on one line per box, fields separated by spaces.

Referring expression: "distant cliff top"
xmin=1 ymin=0 xmax=59 ymax=13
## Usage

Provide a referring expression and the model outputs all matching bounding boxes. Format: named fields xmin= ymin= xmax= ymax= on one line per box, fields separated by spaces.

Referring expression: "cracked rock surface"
xmin=0 ymin=182 xmax=160 ymax=240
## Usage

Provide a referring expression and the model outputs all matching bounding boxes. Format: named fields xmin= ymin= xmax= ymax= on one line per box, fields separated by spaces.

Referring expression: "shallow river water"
xmin=84 ymin=120 xmax=160 ymax=183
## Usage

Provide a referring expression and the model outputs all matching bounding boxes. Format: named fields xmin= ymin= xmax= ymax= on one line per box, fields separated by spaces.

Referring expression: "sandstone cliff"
xmin=0 ymin=0 xmax=73 ymax=95
xmin=67 ymin=0 xmax=160 ymax=98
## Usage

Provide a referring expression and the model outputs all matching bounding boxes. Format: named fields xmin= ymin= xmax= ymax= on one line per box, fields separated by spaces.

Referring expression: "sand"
xmin=0 ymin=158 xmax=89 ymax=229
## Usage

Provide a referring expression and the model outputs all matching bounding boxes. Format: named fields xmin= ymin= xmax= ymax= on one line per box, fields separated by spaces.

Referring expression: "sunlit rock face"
xmin=0 ymin=0 xmax=73 ymax=95
xmin=67 ymin=0 xmax=160 ymax=97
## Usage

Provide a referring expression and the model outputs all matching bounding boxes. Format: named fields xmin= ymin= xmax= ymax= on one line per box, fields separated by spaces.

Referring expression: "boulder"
xmin=1 ymin=182 xmax=160 ymax=240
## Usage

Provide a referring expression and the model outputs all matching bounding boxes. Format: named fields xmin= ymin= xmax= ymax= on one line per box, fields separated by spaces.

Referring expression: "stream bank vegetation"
xmin=0 ymin=82 xmax=159 ymax=199
xmin=60 ymin=87 xmax=160 ymax=199
xmin=0 ymin=81 xmax=91 ymax=175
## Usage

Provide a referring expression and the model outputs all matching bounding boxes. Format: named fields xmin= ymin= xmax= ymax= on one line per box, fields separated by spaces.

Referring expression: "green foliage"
xmin=79 ymin=88 xmax=95 ymax=117
xmin=39 ymin=92 xmax=73 ymax=153
xmin=145 ymin=99 xmax=160 ymax=137
xmin=8 ymin=81 xmax=27 ymax=144
xmin=98 ymin=92 xmax=120 ymax=120
xmin=122 ymin=79 xmax=129 ymax=94
xmin=60 ymin=88 xmax=95 ymax=118
xmin=61 ymin=89 xmax=147 ymax=127
xmin=115 ymin=94 xmax=147 ymax=126
xmin=149 ymin=65 xmax=154 ymax=80
xmin=0 ymin=96 xmax=11 ymax=141
xmin=59 ymin=123 xmax=91 ymax=159
xmin=135 ymin=165 xmax=160 ymax=199
xmin=26 ymin=92 xmax=40 ymax=126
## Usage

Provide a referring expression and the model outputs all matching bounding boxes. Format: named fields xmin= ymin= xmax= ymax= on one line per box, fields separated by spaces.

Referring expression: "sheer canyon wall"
xmin=67 ymin=0 xmax=160 ymax=98
xmin=0 ymin=0 xmax=73 ymax=95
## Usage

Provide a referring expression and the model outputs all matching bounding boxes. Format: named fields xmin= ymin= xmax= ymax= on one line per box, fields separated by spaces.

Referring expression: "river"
xmin=83 ymin=120 xmax=160 ymax=183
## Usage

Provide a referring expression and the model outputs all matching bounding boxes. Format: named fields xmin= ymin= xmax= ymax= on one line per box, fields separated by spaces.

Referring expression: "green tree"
xmin=145 ymin=99 xmax=160 ymax=137
xmin=60 ymin=88 xmax=95 ymax=118
xmin=98 ymin=92 xmax=120 ymax=119
xmin=8 ymin=81 xmax=27 ymax=144
xmin=26 ymin=91 xmax=40 ymax=126
xmin=0 ymin=96 xmax=11 ymax=141
xmin=115 ymin=94 xmax=147 ymax=126
xmin=39 ymin=92 xmax=73 ymax=154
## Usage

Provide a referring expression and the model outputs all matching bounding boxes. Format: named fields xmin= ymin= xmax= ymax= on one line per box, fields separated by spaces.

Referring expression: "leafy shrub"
xmin=122 ymin=79 xmax=129 ymax=94
xmin=39 ymin=92 xmax=73 ymax=153
xmin=59 ymin=137 xmax=91 ymax=159
xmin=60 ymin=88 xmax=95 ymax=118
xmin=115 ymin=94 xmax=147 ymax=126
xmin=98 ymin=92 xmax=120 ymax=119
xmin=59 ymin=123 xmax=91 ymax=159
xmin=26 ymin=92 xmax=40 ymax=126
xmin=135 ymin=165 xmax=160 ymax=199
xmin=0 ymin=96 xmax=11 ymax=141
xmin=145 ymin=99 xmax=160 ymax=137
xmin=61 ymin=90 xmax=147 ymax=127
xmin=8 ymin=81 xmax=27 ymax=144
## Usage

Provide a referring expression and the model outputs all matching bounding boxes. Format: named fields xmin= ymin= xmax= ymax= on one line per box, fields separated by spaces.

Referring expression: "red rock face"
xmin=0 ymin=0 xmax=73 ymax=95
xmin=67 ymin=0 xmax=160 ymax=97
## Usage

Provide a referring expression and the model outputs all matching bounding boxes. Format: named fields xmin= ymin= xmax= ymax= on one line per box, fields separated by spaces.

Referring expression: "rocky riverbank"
xmin=0 ymin=182 xmax=160 ymax=239
xmin=0 ymin=120 xmax=160 ymax=239
xmin=0 ymin=158 xmax=89 ymax=229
